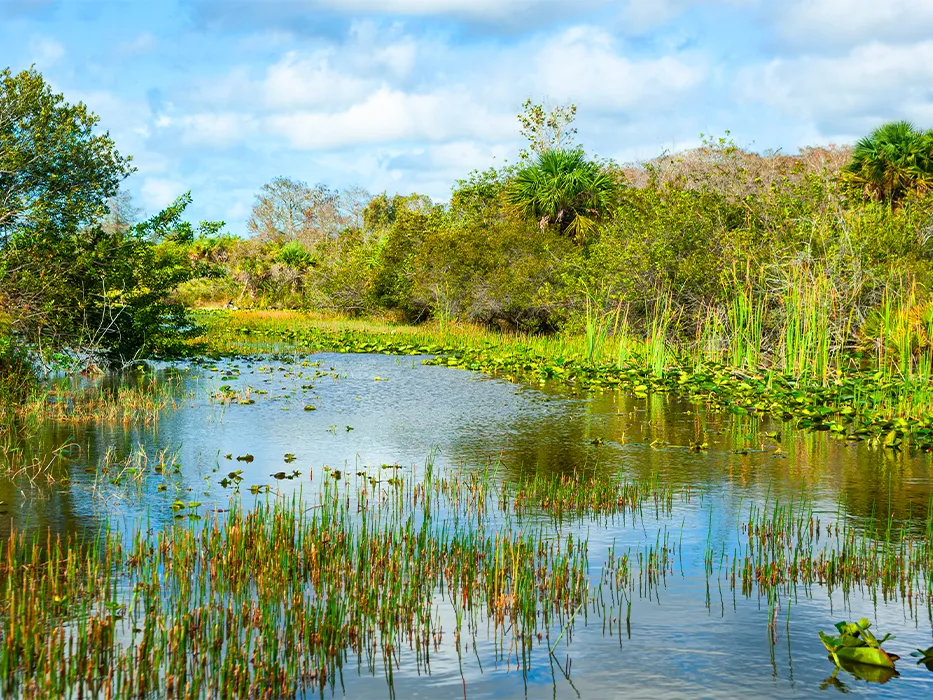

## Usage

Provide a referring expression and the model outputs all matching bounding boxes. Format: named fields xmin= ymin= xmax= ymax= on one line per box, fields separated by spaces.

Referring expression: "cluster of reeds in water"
xmin=3 ymin=462 xmax=933 ymax=698
xmin=722 ymin=496 xmax=933 ymax=602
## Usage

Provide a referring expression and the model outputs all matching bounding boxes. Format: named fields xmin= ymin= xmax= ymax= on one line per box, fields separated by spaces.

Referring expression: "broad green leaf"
xmin=836 ymin=646 xmax=899 ymax=669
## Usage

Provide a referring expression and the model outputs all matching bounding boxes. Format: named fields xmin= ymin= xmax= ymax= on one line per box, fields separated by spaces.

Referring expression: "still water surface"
xmin=6 ymin=353 xmax=933 ymax=698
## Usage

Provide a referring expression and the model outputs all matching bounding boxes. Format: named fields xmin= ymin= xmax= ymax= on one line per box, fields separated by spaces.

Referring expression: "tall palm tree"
xmin=842 ymin=121 xmax=933 ymax=206
xmin=506 ymin=149 xmax=618 ymax=242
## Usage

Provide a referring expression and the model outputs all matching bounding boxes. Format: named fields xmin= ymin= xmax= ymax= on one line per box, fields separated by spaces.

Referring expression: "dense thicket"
xmin=0 ymin=68 xmax=221 ymax=387
xmin=5 ymin=69 xmax=933 ymax=382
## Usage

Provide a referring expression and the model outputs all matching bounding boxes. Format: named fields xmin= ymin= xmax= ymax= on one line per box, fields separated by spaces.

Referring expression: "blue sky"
xmin=4 ymin=0 xmax=933 ymax=233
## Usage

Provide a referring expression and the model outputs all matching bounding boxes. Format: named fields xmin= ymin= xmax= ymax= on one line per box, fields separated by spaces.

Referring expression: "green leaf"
xmin=835 ymin=646 xmax=899 ymax=669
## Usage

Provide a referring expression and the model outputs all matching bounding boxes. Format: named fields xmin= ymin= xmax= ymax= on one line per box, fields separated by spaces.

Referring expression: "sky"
xmin=3 ymin=0 xmax=933 ymax=233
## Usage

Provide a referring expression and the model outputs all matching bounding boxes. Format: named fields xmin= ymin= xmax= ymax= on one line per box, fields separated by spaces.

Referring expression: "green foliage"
xmin=507 ymin=149 xmax=619 ymax=242
xmin=449 ymin=166 xmax=514 ymax=227
xmin=819 ymin=619 xmax=899 ymax=669
xmin=170 ymin=117 xmax=933 ymax=386
xmin=0 ymin=67 xmax=221 ymax=371
xmin=276 ymin=241 xmax=313 ymax=268
xmin=362 ymin=192 xmax=434 ymax=234
xmin=306 ymin=229 xmax=381 ymax=315
xmin=0 ymin=66 xmax=133 ymax=235
xmin=517 ymin=98 xmax=578 ymax=160
xmin=842 ymin=121 xmax=933 ymax=205
xmin=0 ymin=309 xmax=33 ymax=403
xmin=410 ymin=218 xmax=571 ymax=329
xmin=2 ymin=188 xmax=222 ymax=367
xmin=369 ymin=200 xmax=443 ymax=318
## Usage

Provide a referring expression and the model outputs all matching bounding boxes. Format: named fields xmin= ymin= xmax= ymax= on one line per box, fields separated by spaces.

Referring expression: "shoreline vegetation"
xmin=3 ymin=67 xmax=933 ymax=437
xmin=195 ymin=309 xmax=933 ymax=452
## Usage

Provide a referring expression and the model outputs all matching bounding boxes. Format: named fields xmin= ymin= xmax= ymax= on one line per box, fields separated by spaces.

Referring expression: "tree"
xmin=0 ymin=67 xmax=221 ymax=373
xmin=449 ymin=166 xmax=515 ymax=228
xmin=246 ymin=177 xmax=369 ymax=246
xmin=2 ymin=190 xmax=222 ymax=368
xmin=0 ymin=67 xmax=134 ymax=239
xmin=506 ymin=149 xmax=619 ymax=243
xmin=517 ymin=98 xmax=578 ymax=161
xmin=842 ymin=121 xmax=933 ymax=206
xmin=362 ymin=192 xmax=434 ymax=234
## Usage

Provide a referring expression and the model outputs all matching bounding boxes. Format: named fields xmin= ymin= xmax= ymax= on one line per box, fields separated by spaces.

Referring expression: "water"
xmin=5 ymin=352 xmax=933 ymax=697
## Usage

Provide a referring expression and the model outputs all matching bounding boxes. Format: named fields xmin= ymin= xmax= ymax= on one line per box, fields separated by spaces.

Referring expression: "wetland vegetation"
xmin=3 ymin=67 xmax=933 ymax=697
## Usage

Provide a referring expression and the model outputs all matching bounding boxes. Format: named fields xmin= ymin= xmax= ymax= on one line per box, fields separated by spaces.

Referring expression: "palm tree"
xmin=506 ymin=149 xmax=618 ymax=242
xmin=842 ymin=121 xmax=933 ymax=206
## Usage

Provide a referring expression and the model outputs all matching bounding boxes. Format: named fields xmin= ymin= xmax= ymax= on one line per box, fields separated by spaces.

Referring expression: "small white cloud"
xmin=775 ymin=0 xmax=933 ymax=48
xmin=155 ymin=111 xmax=257 ymax=147
xmin=181 ymin=113 xmax=258 ymax=147
xmin=739 ymin=40 xmax=933 ymax=133
xmin=312 ymin=0 xmax=603 ymax=21
xmin=140 ymin=178 xmax=187 ymax=210
xmin=263 ymin=51 xmax=373 ymax=110
xmin=267 ymin=87 xmax=513 ymax=149
xmin=619 ymin=0 xmax=747 ymax=33
xmin=533 ymin=27 xmax=707 ymax=111
xmin=117 ymin=32 xmax=157 ymax=56
xmin=29 ymin=36 xmax=65 ymax=67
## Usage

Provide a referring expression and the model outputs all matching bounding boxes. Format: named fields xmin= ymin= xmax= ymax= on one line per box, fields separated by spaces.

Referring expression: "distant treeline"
xmin=171 ymin=124 xmax=933 ymax=376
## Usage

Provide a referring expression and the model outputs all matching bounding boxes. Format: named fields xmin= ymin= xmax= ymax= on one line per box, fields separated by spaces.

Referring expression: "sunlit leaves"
xmin=507 ymin=149 xmax=619 ymax=243
xmin=842 ymin=121 xmax=933 ymax=206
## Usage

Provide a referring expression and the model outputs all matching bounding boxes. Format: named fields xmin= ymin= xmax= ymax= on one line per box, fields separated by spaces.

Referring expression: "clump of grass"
xmin=727 ymin=276 xmax=764 ymax=370
xmin=779 ymin=265 xmax=834 ymax=383
xmin=4 ymin=458 xmax=933 ymax=696
xmin=723 ymin=495 xmax=933 ymax=602
xmin=22 ymin=374 xmax=180 ymax=425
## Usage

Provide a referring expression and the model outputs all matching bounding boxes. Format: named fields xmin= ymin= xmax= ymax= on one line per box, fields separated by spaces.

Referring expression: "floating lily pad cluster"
xmin=205 ymin=323 xmax=933 ymax=452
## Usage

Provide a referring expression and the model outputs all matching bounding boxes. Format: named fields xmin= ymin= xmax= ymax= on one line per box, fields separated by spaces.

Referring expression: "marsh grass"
xmin=779 ymin=266 xmax=834 ymax=382
xmin=3 ymin=462 xmax=932 ymax=697
xmin=0 ymin=467 xmax=597 ymax=697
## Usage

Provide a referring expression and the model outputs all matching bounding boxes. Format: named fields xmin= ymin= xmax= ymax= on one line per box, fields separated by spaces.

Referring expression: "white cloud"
xmin=263 ymin=51 xmax=375 ymax=110
xmin=533 ymin=27 xmax=707 ymax=111
xmin=155 ymin=112 xmax=258 ymax=147
xmin=309 ymin=140 xmax=512 ymax=200
xmin=776 ymin=0 xmax=933 ymax=48
xmin=116 ymin=32 xmax=157 ymax=56
xmin=268 ymin=87 xmax=513 ymax=149
xmin=140 ymin=178 xmax=188 ymax=210
xmin=739 ymin=40 xmax=933 ymax=134
xmin=189 ymin=0 xmax=614 ymax=33
xmin=619 ymin=0 xmax=747 ymax=33
xmin=258 ymin=23 xmax=707 ymax=152
xmin=312 ymin=0 xmax=602 ymax=21
xmin=29 ymin=36 xmax=64 ymax=67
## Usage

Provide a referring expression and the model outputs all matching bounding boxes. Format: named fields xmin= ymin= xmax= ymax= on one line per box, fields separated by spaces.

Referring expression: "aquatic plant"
xmin=819 ymin=619 xmax=899 ymax=669
xmin=196 ymin=311 xmax=933 ymax=452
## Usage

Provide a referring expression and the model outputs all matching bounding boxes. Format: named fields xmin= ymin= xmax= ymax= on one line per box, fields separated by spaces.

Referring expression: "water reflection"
xmin=5 ymin=353 xmax=933 ymax=540
xmin=2 ymin=353 xmax=933 ymax=698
